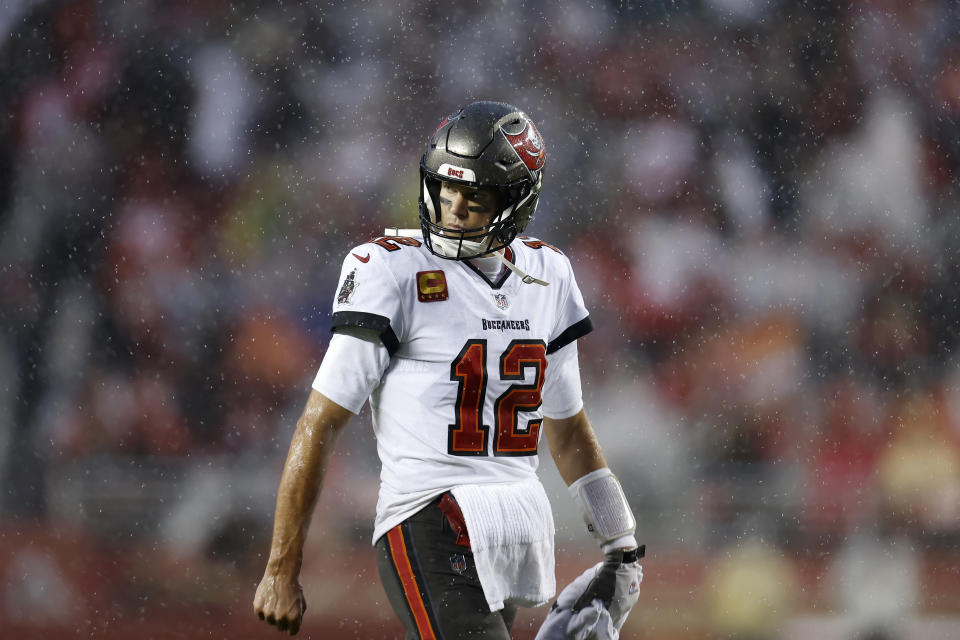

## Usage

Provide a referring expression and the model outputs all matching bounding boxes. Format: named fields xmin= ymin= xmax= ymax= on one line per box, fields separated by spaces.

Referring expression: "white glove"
xmin=535 ymin=547 xmax=643 ymax=640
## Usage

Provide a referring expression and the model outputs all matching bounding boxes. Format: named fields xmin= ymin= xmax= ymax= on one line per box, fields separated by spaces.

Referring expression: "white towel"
xmin=535 ymin=560 xmax=643 ymax=640
xmin=537 ymin=599 xmax=615 ymax=640
xmin=451 ymin=478 xmax=556 ymax=611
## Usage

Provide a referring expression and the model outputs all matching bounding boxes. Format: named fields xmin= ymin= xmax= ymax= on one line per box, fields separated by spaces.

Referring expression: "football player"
xmin=253 ymin=101 xmax=642 ymax=639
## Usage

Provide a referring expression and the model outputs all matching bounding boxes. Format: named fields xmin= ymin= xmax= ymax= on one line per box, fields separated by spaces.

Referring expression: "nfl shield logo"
xmin=494 ymin=293 xmax=509 ymax=310
xmin=450 ymin=554 xmax=468 ymax=575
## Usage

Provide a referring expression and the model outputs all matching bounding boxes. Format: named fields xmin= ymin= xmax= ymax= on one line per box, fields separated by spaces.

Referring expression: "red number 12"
xmin=448 ymin=339 xmax=547 ymax=457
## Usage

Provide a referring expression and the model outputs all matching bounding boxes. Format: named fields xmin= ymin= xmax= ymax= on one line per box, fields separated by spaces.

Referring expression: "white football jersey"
xmin=318 ymin=234 xmax=592 ymax=542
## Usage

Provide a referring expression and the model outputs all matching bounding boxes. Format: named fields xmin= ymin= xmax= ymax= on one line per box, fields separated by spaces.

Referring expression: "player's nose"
xmin=448 ymin=192 xmax=468 ymax=218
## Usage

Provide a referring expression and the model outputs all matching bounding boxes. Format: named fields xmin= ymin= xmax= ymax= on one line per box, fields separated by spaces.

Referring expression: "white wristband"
xmin=568 ymin=467 xmax=636 ymax=546
xmin=602 ymin=534 xmax=639 ymax=554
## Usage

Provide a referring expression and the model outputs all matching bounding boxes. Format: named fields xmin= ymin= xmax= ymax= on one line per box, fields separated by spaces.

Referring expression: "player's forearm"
xmin=265 ymin=422 xmax=332 ymax=576
xmin=547 ymin=410 xmax=607 ymax=485
xmin=548 ymin=411 xmax=638 ymax=551
xmin=265 ymin=394 xmax=351 ymax=578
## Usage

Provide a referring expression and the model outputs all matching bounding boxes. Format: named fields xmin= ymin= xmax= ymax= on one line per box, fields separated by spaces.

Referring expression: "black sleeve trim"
xmin=331 ymin=311 xmax=400 ymax=356
xmin=546 ymin=316 xmax=593 ymax=355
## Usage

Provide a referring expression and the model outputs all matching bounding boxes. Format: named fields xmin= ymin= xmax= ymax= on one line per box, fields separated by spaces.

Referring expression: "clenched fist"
xmin=253 ymin=573 xmax=307 ymax=635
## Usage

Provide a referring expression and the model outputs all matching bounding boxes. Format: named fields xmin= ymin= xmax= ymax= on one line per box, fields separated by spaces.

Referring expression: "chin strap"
xmin=384 ymin=228 xmax=422 ymax=237
xmin=492 ymin=248 xmax=549 ymax=286
xmin=384 ymin=227 xmax=549 ymax=287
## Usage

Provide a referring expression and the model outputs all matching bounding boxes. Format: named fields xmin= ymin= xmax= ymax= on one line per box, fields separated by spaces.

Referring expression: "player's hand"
xmin=572 ymin=546 xmax=643 ymax=627
xmin=534 ymin=547 xmax=643 ymax=640
xmin=253 ymin=572 xmax=307 ymax=635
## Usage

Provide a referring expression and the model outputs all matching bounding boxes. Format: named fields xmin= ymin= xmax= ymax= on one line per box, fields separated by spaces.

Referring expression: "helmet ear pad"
xmin=422 ymin=174 xmax=442 ymax=222
xmin=507 ymin=171 xmax=543 ymax=237
xmin=494 ymin=216 xmax=518 ymax=246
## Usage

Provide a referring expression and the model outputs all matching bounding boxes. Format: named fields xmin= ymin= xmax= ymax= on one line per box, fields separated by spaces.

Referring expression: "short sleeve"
xmin=330 ymin=247 xmax=404 ymax=355
xmin=541 ymin=340 xmax=584 ymax=419
xmin=547 ymin=258 xmax=593 ymax=355
xmin=312 ymin=330 xmax=390 ymax=414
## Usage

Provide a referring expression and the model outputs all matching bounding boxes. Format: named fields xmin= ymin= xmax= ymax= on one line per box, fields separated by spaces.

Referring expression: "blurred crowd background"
xmin=2 ymin=0 xmax=960 ymax=638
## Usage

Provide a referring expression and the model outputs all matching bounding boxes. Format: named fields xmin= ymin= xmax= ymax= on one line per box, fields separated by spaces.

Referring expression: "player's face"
xmin=438 ymin=182 xmax=501 ymax=237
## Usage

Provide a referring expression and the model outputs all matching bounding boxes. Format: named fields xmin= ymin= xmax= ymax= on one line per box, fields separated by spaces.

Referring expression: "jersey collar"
xmin=463 ymin=245 xmax=514 ymax=289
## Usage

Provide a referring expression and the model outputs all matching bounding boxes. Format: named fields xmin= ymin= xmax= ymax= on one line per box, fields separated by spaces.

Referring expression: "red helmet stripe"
xmin=432 ymin=116 xmax=451 ymax=137
xmin=502 ymin=119 xmax=545 ymax=171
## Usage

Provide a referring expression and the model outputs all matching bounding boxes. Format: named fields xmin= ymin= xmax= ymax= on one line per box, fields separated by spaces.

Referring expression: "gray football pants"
xmin=375 ymin=494 xmax=518 ymax=639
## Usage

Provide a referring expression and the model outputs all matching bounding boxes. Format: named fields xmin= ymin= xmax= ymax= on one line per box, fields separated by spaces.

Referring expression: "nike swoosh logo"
xmin=352 ymin=252 xmax=370 ymax=263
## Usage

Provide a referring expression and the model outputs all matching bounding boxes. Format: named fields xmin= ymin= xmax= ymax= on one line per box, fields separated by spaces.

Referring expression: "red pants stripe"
xmin=386 ymin=524 xmax=438 ymax=640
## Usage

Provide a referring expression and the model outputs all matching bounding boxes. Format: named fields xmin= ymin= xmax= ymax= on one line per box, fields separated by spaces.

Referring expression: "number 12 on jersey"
xmin=448 ymin=339 xmax=547 ymax=457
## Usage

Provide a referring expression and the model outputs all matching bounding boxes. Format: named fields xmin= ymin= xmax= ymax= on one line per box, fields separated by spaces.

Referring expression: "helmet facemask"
xmin=419 ymin=174 xmax=532 ymax=259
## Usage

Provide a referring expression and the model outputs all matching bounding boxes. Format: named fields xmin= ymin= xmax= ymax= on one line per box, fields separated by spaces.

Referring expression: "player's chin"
xmin=440 ymin=230 xmax=471 ymax=240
